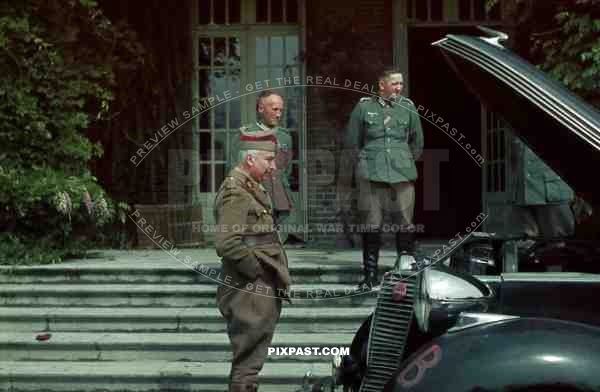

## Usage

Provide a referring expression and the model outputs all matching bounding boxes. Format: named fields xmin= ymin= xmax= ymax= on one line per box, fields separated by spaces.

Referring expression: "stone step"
xmin=0 ymin=361 xmax=330 ymax=391
xmin=0 ymin=332 xmax=353 ymax=362
xmin=0 ymin=260 xmax=395 ymax=285
xmin=0 ymin=306 xmax=372 ymax=333
xmin=0 ymin=283 xmax=379 ymax=307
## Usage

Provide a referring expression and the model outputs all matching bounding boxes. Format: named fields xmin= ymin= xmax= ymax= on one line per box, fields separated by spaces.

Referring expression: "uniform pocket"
xmin=254 ymin=246 xmax=282 ymax=257
xmin=254 ymin=246 xmax=288 ymax=277
xmin=216 ymin=285 xmax=235 ymax=318
xmin=246 ymin=209 xmax=259 ymax=224
xmin=254 ymin=247 xmax=280 ymax=269
xmin=366 ymin=116 xmax=382 ymax=131
xmin=236 ymin=254 xmax=261 ymax=281
xmin=545 ymin=179 xmax=573 ymax=203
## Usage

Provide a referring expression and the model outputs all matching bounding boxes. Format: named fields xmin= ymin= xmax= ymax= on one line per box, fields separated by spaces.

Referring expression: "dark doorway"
xmin=409 ymin=26 xmax=483 ymax=239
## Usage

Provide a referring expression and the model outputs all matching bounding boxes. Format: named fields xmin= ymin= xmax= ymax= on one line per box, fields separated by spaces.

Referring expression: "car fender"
xmin=388 ymin=317 xmax=600 ymax=392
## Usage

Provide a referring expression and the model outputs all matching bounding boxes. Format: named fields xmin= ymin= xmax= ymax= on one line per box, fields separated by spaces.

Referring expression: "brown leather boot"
xmin=229 ymin=383 xmax=258 ymax=392
xmin=228 ymin=383 xmax=249 ymax=392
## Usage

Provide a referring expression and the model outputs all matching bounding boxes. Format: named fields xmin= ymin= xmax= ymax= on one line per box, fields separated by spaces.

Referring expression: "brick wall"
xmin=305 ymin=0 xmax=393 ymax=247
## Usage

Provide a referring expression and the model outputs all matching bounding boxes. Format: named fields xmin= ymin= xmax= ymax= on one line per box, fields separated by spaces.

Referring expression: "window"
xmin=256 ymin=0 xmax=299 ymax=23
xmin=198 ymin=0 xmax=241 ymax=24
xmin=404 ymin=0 xmax=504 ymax=23
xmin=193 ymin=0 xmax=303 ymax=193
xmin=197 ymin=35 xmax=242 ymax=191
xmin=484 ymin=112 xmax=510 ymax=193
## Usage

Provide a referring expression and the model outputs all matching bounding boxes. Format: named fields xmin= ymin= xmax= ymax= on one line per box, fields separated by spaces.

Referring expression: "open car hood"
xmin=432 ymin=29 xmax=600 ymax=203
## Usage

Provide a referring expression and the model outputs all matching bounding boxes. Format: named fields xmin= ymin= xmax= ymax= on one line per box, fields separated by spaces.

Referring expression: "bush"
xmin=0 ymin=166 xmax=128 ymax=265
xmin=0 ymin=0 xmax=141 ymax=264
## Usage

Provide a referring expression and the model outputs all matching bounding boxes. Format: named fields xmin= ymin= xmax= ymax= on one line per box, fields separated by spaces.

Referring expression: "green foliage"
xmin=532 ymin=0 xmax=600 ymax=107
xmin=0 ymin=0 xmax=140 ymax=264
xmin=486 ymin=0 xmax=600 ymax=108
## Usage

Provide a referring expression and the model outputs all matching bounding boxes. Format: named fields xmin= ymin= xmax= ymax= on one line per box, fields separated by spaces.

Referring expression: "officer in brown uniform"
xmin=214 ymin=129 xmax=291 ymax=392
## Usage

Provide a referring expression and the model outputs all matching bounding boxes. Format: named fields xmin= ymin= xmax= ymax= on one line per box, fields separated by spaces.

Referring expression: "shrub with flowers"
xmin=0 ymin=0 xmax=140 ymax=264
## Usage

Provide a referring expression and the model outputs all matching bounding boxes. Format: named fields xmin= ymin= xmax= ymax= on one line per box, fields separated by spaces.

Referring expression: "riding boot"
xmin=229 ymin=383 xmax=256 ymax=392
xmin=359 ymin=231 xmax=381 ymax=289
xmin=395 ymin=230 xmax=416 ymax=270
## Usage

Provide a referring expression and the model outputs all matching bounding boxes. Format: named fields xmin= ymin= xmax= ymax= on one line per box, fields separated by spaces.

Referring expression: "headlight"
xmin=414 ymin=266 xmax=494 ymax=332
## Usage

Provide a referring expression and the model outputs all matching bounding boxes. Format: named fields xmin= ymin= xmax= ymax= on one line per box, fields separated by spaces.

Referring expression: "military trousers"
xmin=513 ymin=203 xmax=575 ymax=238
xmin=357 ymin=179 xmax=416 ymax=252
xmin=216 ymin=272 xmax=282 ymax=389
xmin=274 ymin=210 xmax=290 ymax=244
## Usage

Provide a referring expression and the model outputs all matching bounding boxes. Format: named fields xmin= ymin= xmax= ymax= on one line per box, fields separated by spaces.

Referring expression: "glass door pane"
xmin=248 ymin=30 xmax=305 ymax=238
xmin=198 ymin=0 xmax=242 ymax=24
xmin=197 ymin=34 xmax=242 ymax=192
xmin=482 ymin=108 xmax=513 ymax=234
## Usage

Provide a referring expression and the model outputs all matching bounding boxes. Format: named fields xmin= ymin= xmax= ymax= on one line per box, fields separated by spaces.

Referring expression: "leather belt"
xmin=242 ymin=233 xmax=279 ymax=246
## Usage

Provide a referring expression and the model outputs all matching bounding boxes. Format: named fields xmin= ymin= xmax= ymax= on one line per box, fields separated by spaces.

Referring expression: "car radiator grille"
xmin=359 ymin=272 xmax=418 ymax=392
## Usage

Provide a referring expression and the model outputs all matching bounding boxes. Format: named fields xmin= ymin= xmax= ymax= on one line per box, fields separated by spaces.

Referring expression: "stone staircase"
xmin=0 ymin=249 xmax=398 ymax=392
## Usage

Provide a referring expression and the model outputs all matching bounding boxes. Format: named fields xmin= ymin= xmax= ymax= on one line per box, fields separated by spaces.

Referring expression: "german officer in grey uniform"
xmin=344 ymin=69 xmax=424 ymax=288
xmin=215 ymin=130 xmax=291 ymax=392
xmin=228 ymin=90 xmax=295 ymax=242
xmin=511 ymin=135 xmax=576 ymax=238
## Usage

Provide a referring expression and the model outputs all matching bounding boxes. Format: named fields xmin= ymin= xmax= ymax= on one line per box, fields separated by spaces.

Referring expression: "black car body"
xmin=303 ymin=29 xmax=600 ymax=392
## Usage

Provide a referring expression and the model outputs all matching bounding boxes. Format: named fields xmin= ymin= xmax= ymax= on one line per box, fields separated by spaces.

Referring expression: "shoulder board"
xmin=222 ymin=180 xmax=256 ymax=200
xmin=400 ymin=97 xmax=415 ymax=106
xmin=219 ymin=176 xmax=239 ymax=190
xmin=242 ymin=179 xmax=258 ymax=193
xmin=359 ymin=97 xmax=372 ymax=103
xmin=240 ymin=122 xmax=261 ymax=132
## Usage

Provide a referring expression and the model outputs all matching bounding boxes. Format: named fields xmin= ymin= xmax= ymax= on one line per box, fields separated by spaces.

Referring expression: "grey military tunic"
xmin=345 ymin=95 xmax=424 ymax=183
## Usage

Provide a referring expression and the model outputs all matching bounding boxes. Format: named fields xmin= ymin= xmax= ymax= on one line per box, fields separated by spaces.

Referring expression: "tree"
xmin=490 ymin=0 xmax=600 ymax=108
xmin=531 ymin=0 xmax=600 ymax=108
xmin=0 ymin=0 xmax=144 ymax=264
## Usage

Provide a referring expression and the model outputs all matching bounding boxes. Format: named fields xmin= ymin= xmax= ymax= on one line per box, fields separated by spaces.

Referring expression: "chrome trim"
xmin=424 ymin=268 xmax=496 ymax=302
xmin=332 ymin=354 xmax=342 ymax=383
xmin=501 ymin=272 xmax=600 ymax=283
xmin=414 ymin=267 xmax=497 ymax=333
xmin=448 ymin=312 xmax=519 ymax=333
xmin=360 ymin=273 xmax=417 ymax=392
xmin=432 ymin=35 xmax=600 ymax=154
xmin=474 ymin=275 xmax=502 ymax=284
xmin=471 ymin=257 xmax=494 ymax=266
xmin=477 ymin=26 xmax=509 ymax=48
